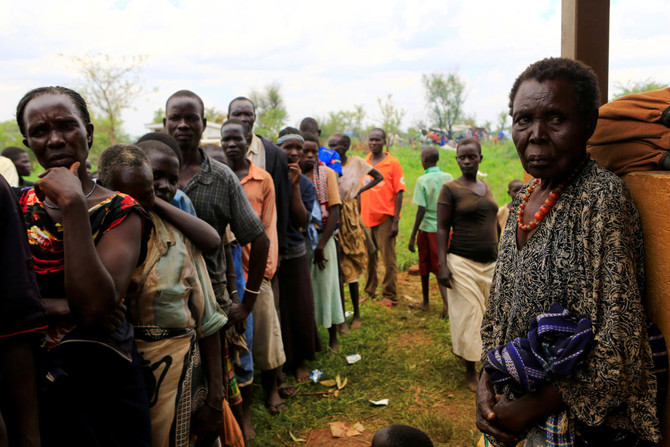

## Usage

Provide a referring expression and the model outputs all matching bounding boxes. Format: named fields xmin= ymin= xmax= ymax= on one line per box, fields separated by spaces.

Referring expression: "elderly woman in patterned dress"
xmin=477 ymin=58 xmax=661 ymax=446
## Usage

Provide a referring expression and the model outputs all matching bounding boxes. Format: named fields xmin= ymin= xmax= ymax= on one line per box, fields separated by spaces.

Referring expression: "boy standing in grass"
xmin=496 ymin=179 xmax=522 ymax=238
xmin=409 ymin=146 xmax=453 ymax=315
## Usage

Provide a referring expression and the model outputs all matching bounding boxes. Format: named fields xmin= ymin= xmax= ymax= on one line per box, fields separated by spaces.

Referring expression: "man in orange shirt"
xmin=221 ymin=119 xmax=287 ymax=432
xmin=359 ymin=128 xmax=406 ymax=304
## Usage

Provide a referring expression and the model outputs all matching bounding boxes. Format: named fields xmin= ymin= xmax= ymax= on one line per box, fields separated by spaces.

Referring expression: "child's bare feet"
xmin=350 ymin=316 xmax=362 ymax=330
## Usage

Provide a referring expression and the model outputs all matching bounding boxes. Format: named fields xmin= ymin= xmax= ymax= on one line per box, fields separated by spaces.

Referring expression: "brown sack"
xmin=587 ymin=88 xmax=670 ymax=175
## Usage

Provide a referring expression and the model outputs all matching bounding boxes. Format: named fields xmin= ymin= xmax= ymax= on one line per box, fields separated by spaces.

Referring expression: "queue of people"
xmin=0 ymin=56 xmax=666 ymax=447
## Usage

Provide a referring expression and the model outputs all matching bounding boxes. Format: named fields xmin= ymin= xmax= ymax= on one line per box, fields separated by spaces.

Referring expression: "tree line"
xmin=1 ymin=54 xmax=667 ymax=160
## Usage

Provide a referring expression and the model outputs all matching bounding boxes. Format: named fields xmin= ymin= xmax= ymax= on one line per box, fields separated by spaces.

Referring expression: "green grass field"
xmin=243 ymin=140 xmax=524 ymax=446
xmin=371 ymin=140 xmax=524 ymax=271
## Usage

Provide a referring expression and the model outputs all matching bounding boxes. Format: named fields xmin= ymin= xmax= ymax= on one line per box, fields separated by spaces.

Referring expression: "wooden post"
xmin=561 ymin=0 xmax=610 ymax=105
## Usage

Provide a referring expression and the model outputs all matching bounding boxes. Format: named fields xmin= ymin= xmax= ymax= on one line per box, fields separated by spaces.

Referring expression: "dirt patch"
xmin=304 ymin=426 xmax=374 ymax=447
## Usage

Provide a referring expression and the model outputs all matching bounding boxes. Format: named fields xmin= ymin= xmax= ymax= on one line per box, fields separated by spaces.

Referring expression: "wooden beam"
xmin=561 ymin=0 xmax=610 ymax=105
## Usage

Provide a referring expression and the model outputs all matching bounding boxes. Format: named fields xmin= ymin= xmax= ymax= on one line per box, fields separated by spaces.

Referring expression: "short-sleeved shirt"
xmin=359 ymin=152 xmax=406 ymax=227
xmin=20 ymin=188 xmax=151 ymax=361
xmin=1 ymin=177 xmax=45 ymax=339
xmin=240 ymin=162 xmax=278 ymax=279
xmin=182 ymin=149 xmax=266 ymax=312
xmin=318 ymin=146 xmax=342 ymax=176
xmin=127 ymin=211 xmax=227 ymax=339
xmin=437 ymin=180 xmax=499 ymax=263
xmin=170 ymin=189 xmax=197 ymax=217
xmin=412 ymin=166 xmax=454 ymax=233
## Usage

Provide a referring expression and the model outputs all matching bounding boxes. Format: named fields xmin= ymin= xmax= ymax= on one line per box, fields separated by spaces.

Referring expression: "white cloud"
xmin=1 ymin=0 xmax=669 ymax=140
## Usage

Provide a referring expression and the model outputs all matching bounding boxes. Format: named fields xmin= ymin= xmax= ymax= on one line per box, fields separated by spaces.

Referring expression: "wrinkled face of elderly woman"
xmin=511 ymin=78 xmax=595 ymax=186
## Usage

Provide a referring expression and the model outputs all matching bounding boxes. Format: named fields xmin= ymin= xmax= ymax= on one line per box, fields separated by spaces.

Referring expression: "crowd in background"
xmin=0 ymin=56 xmax=666 ymax=447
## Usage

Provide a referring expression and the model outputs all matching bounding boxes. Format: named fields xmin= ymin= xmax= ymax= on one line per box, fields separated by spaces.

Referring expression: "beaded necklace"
xmin=517 ymin=155 xmax=589 ymax=231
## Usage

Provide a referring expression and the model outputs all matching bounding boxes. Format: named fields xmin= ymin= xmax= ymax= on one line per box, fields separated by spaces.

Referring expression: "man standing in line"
xmin=164 ymin=90 xmax=269 ymax=442
xmin=227 ymin=97 xmax=291 ymax=264
xmin=359 ymin=128 xmax=406 ymax=305
xmin=299 ymin=117 xmax=342 ymax=176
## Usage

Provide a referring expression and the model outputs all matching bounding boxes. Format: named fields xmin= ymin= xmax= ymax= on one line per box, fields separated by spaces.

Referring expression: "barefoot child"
xmin=301 ymin=132 xmax=345 ymax=351
xmin=408 ymin=146 xmax=453 ymax=314
xmin=98 ymin=144 xmax=229 ymax=447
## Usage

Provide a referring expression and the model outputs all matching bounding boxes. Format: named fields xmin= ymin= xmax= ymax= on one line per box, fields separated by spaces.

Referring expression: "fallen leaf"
xmin=413 ymin=386 xmax=423 ymax=406
xmin=320 ymin=379 xmax=337 ymax=387
xmin=409 ymin=364 xmax=416 ymax=370
xmin=333 ymin=390 xmax=340 ymax=398
xmin=352 ymin=422 xmax=365 ymax=433
xmin=329 ymin=421 xmax=365 ymax=438
xmin=289 ymin=431 xmax=306 ymax=442
xmin=330 ymin=421 xmax=348 ymax=437
xmin=337 ymin=377 xmax=348 ymax=390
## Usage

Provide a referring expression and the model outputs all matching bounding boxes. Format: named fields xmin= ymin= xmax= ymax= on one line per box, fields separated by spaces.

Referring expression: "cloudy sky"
xmin=1 ymin=0 xmax=669 ymax=138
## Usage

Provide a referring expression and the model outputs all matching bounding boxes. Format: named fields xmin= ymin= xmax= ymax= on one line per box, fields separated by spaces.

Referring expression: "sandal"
xmin=278 ymin=384 xmax=298 ymax=399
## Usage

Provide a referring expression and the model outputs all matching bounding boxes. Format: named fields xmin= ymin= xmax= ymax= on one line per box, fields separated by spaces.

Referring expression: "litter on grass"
xmin=310 ymin=369 xmax=323 ymax=383
xmin=345 ymin=311 xmax=353 ymax=318
xmin=346 ymin=354 xmax=362 ymax=364
xmin=369 ymin=399 xmax=389 ymax=406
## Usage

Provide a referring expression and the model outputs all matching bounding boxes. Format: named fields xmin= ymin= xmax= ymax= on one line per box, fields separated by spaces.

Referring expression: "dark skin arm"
xmin=436 ymin=202 xmax=453 ymax=288
xmin=1 ymin=338 xmax=41 ymax=447
xmin=476 ymin=370 xmax=565 ymax=441
xmin=37 ymin=164 xmax=141 ymax=327
xmin=313 ymin=204 xmax=341 ymax=270
xmin=408 ymin=206 xmax=426 ymax=253
xmin=389 ymin=191 xmax=403 ymax=238
xmin=152 ymin=198 xmax=221 ymax=253
xmin=193 ymin=333 xmax=224 ymax=446
xmin=288 ymin=162 xmax=309 ymax=227
xmin=226 ymin=232 xmax=270 ymax=324
xmin=355 ymin=167 xmax=383 ymax=199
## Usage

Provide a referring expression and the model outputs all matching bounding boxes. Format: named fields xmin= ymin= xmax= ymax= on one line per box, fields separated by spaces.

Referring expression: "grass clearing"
xmin=247 ymin=273 xmax=480 ymax=447
xmin=245 ymin=141 xmax=522 ymax=446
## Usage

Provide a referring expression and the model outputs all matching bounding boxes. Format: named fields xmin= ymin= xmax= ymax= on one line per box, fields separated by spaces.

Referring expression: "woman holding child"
xmin=16 ymin=86 xmax=152 ymax=445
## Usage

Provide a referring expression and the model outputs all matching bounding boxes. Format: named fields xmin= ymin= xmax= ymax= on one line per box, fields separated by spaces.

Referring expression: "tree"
xmin=249 ymin=82 xmax=287 ymax=139
xmin=612 ymin=78 xmax=669 ymax=100
xmin=318 ymin=105 xmax=367 ymax=141
xmin=376 ymin=94 xmax=405 ymax=145
xmin=66 ymin=53 xmax=151 ymax=150
xmin=0 ymin=120 xmax=25 ymax=151
xmin=205 ymin=107 xmax=226 ymax=124
xmin=496 ymin=110 xmax=510 ymax=133
xmin=152 ymin=108 xmax=165 ymax=124
xmin=422 ymin=72 xmax=466 ymax=139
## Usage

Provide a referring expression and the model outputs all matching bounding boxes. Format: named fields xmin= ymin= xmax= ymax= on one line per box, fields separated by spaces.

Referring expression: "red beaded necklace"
xmin=517 ymin=155 xmax=589 ymax=231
